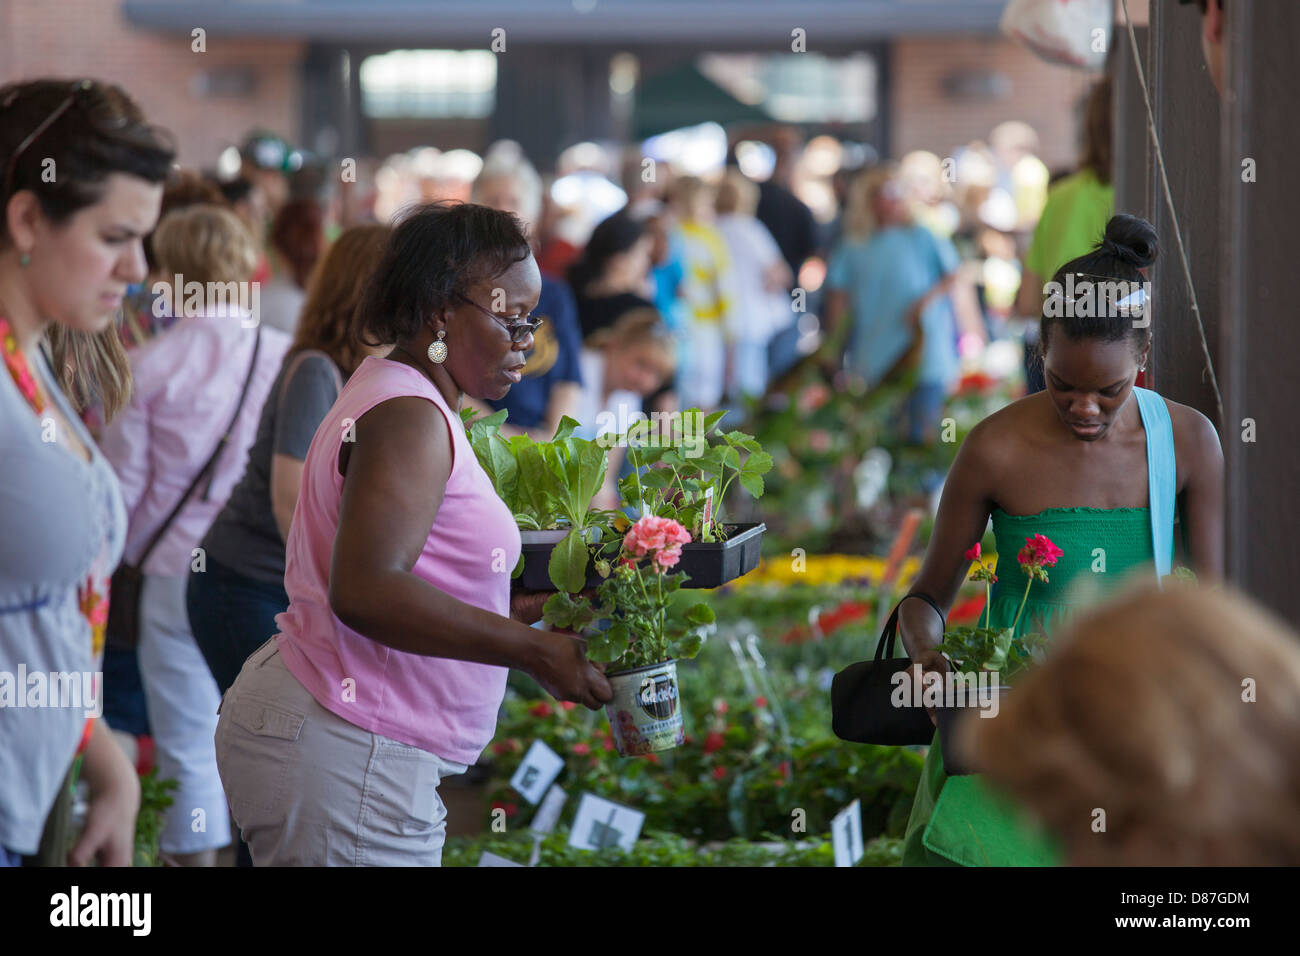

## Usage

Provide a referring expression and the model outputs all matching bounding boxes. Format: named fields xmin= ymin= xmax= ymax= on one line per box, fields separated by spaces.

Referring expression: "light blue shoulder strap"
xmin=1133 ymin=387 xmax=1176 ymax=584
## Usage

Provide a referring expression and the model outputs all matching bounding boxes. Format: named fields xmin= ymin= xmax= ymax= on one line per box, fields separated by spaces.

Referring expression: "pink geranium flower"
xmin=964 ymin=543 xmax=981 ymax=562
xmin=623 ymin=515 xmax=691 ymax=568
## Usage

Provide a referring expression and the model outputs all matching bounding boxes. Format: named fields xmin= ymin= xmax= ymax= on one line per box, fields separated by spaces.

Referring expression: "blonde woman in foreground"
xmin=964 ymin=579 xmax=1300 ymax=866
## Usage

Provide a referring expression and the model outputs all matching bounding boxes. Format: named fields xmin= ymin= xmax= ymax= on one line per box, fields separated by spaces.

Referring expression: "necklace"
xmin=1 ymin=315 xmax=108 ymax=661
xmin=1 ymin=316 xmax=46 ymax=412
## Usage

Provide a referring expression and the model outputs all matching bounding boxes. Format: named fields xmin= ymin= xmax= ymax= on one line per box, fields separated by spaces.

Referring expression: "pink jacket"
xmin=100 ymin=313 xmax=290 ymax=577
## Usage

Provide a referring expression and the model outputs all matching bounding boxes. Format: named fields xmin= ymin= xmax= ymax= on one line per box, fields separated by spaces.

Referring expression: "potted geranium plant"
xmin=932 ymin=535 xmax=1059 ymax=775
xmin=542 ymin=515 xmax=715 ymax=756
xmin=615 ymin=408 xmax=772 ymax=588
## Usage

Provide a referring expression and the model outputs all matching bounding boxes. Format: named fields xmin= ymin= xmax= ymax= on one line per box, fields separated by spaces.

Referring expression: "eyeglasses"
xmin=455 ymin=293 xmax=545 ymax=344
xmin=2 ymin=79 xmax=94 ymax=202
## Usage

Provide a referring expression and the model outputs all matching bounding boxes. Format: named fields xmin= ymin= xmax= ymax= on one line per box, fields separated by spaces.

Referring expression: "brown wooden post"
xmin=1220 ymin=0 xmax=1300 ymax=622
xmin=1143 ymin=1 xmax=1223 ymax=425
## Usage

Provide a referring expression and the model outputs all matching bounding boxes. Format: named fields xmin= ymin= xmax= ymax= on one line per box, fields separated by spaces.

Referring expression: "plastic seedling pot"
xmin=674 ymin=522 xmax=766 ymax=589
xmin=518 ymin=526 xmax=607 ymax=591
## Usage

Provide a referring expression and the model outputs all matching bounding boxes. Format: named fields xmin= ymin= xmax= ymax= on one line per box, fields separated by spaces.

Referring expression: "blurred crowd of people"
xmin=118 ymin=100 xmax=1091 ymax=466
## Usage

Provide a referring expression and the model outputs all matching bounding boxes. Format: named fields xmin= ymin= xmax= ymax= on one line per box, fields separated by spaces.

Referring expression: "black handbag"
xmin=105 ymin=330 xmax=262 ymax=651
xmin=830 ymin=592 xmax=946 ymax=746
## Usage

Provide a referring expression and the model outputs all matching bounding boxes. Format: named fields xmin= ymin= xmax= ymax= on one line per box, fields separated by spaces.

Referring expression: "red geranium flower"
xmin=964 ymin=543 xmax=981 ymax=562
xmin=703 ymin=731 xmax=725 ymax=754
xmin=529 ymin=701 xmax=553 ymax=718
xmin=573 ymin=742 xmax=591 ymax=756
xmin=713 ymin=765 xmax=727 ymax=780
xmin=559 ymin=701 xmax=576 ymax=711
xmin=755 ymin=696 xmax=768 ymax=708
xmin=1027 ymin=534 xmax=1063 ymax=567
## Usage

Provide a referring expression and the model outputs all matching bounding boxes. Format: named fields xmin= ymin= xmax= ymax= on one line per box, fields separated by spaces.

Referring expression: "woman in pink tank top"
xmin=215 ymin=202 xmax=612 ymax=866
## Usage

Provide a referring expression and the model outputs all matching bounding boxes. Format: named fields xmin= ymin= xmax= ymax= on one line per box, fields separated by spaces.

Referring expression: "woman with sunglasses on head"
xmin=215 ymin=201 xmax=612 ymax=866
xmin=0 ymin=78 xmax=173 ymax=866
xmin=895 ymin=214 xmax=1224 ymax=866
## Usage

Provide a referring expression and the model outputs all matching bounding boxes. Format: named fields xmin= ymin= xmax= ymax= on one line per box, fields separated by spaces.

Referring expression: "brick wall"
xmin=0 ymin=0 xmax=304 ymax=168
xmin=890 ymin=35 xmax=1099 ymax=172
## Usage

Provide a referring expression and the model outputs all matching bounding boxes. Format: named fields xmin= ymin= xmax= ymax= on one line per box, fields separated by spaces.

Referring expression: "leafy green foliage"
xmin=442 ymin=827 xmax=903 ymax=867
xmin=133 ymin=769 xmax=178 ymax=867
xmin=543 ymin=557 xmax=713 ymax=671
xmin=463 ymin=411 xmax=618 ymax=590
xmin=617 ymin=407 xmax=771 ymax=542
xmin=936 ymin=625 xmax=1046 ymax=680
xmin=487 ymin=583 xmax=926 ymax=846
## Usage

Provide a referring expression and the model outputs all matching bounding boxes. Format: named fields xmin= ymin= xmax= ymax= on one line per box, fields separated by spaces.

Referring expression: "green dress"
xmin=900 ymin=506 xmax=1159 ymax=867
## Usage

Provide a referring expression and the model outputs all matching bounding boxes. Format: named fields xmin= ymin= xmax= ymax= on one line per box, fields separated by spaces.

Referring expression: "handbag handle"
xmin=133 ymin=329 xmax=263 ymax=569
xmin=873 ymin=591 xmax=946 ymax=663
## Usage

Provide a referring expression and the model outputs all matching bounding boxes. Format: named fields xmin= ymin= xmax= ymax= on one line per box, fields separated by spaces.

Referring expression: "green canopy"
xmin=632 ymin=62 xmax=774 ymax=140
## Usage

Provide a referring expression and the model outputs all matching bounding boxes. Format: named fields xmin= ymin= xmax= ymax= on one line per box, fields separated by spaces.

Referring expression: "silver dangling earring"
xmin=427 ymin=329 xmax=448 ymax=364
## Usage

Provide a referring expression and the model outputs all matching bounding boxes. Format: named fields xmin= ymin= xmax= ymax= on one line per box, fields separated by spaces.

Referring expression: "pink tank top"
xmin=275 ymin=356 xmax=521 ymax=765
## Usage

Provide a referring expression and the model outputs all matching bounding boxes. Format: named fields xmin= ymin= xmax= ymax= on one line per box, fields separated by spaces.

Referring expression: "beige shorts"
xmin=214 ymin=639 xmax=467 ymax=866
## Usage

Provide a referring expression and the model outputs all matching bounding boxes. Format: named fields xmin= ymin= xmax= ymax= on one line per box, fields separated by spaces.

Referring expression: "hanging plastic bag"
xmin=999 ymin=0 xmax=1113 ymax=71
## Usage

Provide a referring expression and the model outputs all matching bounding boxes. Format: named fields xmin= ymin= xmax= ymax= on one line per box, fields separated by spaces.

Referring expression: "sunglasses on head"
xmin=3 ymin=80 xmax=94 ymax=201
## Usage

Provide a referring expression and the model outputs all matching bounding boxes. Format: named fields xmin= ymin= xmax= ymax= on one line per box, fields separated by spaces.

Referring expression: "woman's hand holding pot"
xmin=531 ymin=628 xmax=612 ymax=711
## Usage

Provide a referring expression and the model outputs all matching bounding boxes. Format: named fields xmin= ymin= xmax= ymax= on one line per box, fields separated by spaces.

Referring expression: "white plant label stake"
xmin=831 ymin=799 xmax=864 ymax=868
xmin=530 ymin=784 xmax=567 ymax=835
xmin=511 ymin=740 xmax=565 ymax=805
xmin=568 ymin=793 xmax=645 ymax=853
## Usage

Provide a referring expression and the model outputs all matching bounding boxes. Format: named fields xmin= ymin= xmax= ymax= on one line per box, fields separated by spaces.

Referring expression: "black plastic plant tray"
xmin=675 ymin=522 xmax=766 ymax=589
xmin=516 ymin=522 xmax=766 ymax=592
xmin=518 ymin=542 xmax=608 ymax=592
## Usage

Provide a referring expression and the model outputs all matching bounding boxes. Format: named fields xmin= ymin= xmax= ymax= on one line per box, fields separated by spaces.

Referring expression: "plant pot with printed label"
xmin=604 ymin=660 xmax=685 ymax=757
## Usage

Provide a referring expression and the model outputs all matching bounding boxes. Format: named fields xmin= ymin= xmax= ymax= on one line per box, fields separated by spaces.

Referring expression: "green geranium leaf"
xmin=672 ymin=631 xmax=704 ymax=660
xmin=685 ymin=603 xmax=715 ymax=625
xmin=542 ymin=590 xmax=593 ymax=631
xmin=587 ymin=622 xmax=630 ymax=664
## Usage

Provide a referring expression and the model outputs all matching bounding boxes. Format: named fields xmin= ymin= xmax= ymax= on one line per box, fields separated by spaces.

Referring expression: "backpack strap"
xmin=1133 ymin=386 xmax=1177 ymax=584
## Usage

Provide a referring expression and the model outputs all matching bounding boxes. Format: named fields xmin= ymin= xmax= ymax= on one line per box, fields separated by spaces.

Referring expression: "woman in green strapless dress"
xmin=894 ymin=216 xmax=1224 ymax=866
xmin=902 ymin=506 xmax=1161 ymax=866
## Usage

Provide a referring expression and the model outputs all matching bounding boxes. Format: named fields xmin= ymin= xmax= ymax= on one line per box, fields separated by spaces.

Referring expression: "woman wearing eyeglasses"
xmin=0 ymin=78 xmax=173 ymax=866
xmin=215 ymin=201 xmax=612 ymax=866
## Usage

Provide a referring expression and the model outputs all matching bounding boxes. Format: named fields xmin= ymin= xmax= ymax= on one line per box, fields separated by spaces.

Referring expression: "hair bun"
xmin=1100 ymin=214 xmax=1158 ymax=269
